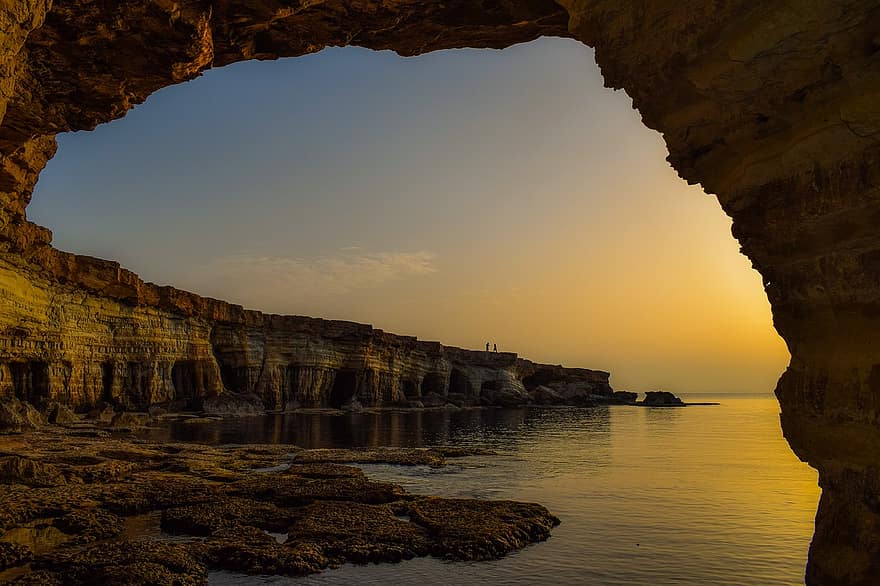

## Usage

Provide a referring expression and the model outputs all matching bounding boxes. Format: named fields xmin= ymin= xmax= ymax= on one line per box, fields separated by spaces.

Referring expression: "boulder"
xmin=611 ymin=391 xmax=638 ymax=404
xmin=0 ymin=398 xmax=46 ymax=433
xmin=642 ymin=391 xmax=685 ymax=407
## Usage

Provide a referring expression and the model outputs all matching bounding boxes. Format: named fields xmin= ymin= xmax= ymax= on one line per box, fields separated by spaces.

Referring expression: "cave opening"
xmin=101 ymin=361 xmax=115 ymax=404
xmin=401 ymin=379 xmax=419 ymax=400
xmin=420 ymin=372 xmax=446 ymax=396
xmin=125 ymin=361 xmax=151 ymax=406
xmin=522 ymin=368 xmax=557 ymax=391
xmin=219 ymin=364 xmax=248 ymax=394
xmin=329 ymin=369 xmax=358 ymax=409
xmin=172 ymin=360 xmax=199 ymax=403
xmin=9 ymin=361 xmax=50 ymax=404
xmin=448 ymin=368 xmax=473 ymax=397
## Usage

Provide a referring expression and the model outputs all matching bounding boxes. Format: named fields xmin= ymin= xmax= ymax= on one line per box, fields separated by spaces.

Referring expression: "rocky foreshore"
xmin=0 ymin=423 xmax=559 ymax=585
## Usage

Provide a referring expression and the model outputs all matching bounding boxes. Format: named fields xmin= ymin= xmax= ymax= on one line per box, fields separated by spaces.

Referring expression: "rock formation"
xmin=641 ymin=391 xmax=686 ymax=407
xmin=0 ymin=428 xmax=560 ymax=582
xmin=0 ymin=1 xmax=878 ymax=583
xmin=0 ymin=248 xmax=611 ymax=412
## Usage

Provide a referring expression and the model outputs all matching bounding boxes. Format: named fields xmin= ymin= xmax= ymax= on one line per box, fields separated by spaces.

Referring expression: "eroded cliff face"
xmin=0 ymin=1 xmax=878 ymax=583
xmin=0 ymin=250 xmax=612 ymax=412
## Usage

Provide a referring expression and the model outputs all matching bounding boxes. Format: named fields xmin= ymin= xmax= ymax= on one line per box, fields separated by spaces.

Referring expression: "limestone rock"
xmin=611 ymin=391 xmax=638 ymax=404
xmin=642 ymin=391 xmax=686 ymax=407
xmin=531 ymin=385 xmax=564 ymax=405
xmin=0 ymin=398 xmax=44 ymax=433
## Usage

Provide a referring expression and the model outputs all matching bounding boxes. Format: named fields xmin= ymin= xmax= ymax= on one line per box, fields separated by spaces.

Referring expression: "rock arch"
xmin=0 ymin=2 xmax=878 ymax=583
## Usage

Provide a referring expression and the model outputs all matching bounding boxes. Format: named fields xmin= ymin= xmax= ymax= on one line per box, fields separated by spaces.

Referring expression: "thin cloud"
xmin=192 ymin=250 xmax=437 ymax=309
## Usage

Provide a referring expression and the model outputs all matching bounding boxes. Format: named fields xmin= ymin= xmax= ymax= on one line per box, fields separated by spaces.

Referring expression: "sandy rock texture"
xmin=0 ymin=428 xmax=558 ymax=584
xmin=0 ymin=1 xmax=878 ymax=583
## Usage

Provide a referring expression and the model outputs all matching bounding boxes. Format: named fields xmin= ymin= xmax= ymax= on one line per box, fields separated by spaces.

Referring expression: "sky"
xmin=27 ymin=38 xmax=790 ymax=394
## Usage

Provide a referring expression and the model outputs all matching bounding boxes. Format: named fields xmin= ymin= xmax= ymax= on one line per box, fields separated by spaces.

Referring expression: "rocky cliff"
xmin=0 ymin=1 xmax=878 ymax=583
xmin=0 ymin=250 xmax=612 ymax=411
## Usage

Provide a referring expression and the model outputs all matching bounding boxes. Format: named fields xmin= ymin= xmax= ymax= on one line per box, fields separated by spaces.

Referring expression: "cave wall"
xmin=0 ymin=1 xmax=878 ymax=583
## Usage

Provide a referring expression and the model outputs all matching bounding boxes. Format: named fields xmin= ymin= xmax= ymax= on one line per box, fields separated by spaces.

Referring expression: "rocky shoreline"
xmin=0 ymin=423 xmax=559 ymax=585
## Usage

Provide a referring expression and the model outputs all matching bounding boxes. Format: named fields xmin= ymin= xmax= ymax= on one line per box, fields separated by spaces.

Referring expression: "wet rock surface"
xmin=0 ymin=428 xmax=559 ymax=582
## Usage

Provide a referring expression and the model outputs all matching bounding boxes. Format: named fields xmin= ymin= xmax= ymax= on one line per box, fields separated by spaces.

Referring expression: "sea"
xmin=143 ymin=393 xmax=820 ymax=586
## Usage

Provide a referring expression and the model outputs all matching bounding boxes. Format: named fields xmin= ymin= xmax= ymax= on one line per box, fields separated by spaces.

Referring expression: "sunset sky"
xmin=29 ymin=38 xmax=790 ymax=394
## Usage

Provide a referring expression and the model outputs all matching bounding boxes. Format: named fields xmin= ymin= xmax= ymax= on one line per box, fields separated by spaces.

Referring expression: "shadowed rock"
xmin=0 ymin=428 xmax=560 ymax=582
xmin=641 ymin=391 xmax=686 ymax=407
xmin=287 ymin=501 xmax=432 ymax=564
xmin=406 ymin=497 xmax=560 ymax=560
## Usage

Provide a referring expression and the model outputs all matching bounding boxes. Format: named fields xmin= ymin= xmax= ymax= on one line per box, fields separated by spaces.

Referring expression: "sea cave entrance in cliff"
xmin=125 ymin=362 xmax=152 ymax=408
xmin=421 ymin=373 xmax=446 ymax=397
xmin=329 ymin=370 xmax=358 ymax=409
xmin=10 ymin=361 xmax=50 ymax=404
xmin=448 ymin=368 xmax=473 ymax=397
xmin=172 ymin=360 xmax=199 ymax=405
xmin=101 ymin=361 xmax=115 ymax=404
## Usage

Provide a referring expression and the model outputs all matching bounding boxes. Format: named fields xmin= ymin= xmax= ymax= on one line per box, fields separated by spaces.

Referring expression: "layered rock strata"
xmin=0 ymin=1 xmax=878 ymax=583
xmin=0 ymin=251 xmax=612 ymax=412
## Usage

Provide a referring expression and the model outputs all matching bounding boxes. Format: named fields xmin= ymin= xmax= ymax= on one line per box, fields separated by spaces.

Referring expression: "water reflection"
xmin=142 ymin=407 xmax=613 ymax=455
xmin=143 ymin=400 xmax=818 ymax=585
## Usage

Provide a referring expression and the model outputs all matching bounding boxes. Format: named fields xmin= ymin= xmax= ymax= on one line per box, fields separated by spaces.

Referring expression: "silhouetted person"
xmin=486 ymin=342 xmax=490 ymax=352
xmin=493 ymin=343 xmax=497 ymax=352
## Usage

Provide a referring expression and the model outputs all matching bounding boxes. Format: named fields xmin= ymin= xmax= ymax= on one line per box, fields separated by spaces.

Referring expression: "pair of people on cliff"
xmin=486 ymin=342 xmax=497 ymax=352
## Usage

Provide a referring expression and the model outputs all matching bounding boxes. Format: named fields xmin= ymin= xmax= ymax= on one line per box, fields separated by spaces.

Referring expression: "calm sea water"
xmin=144 ymin=394 xmax=820 ymax=585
